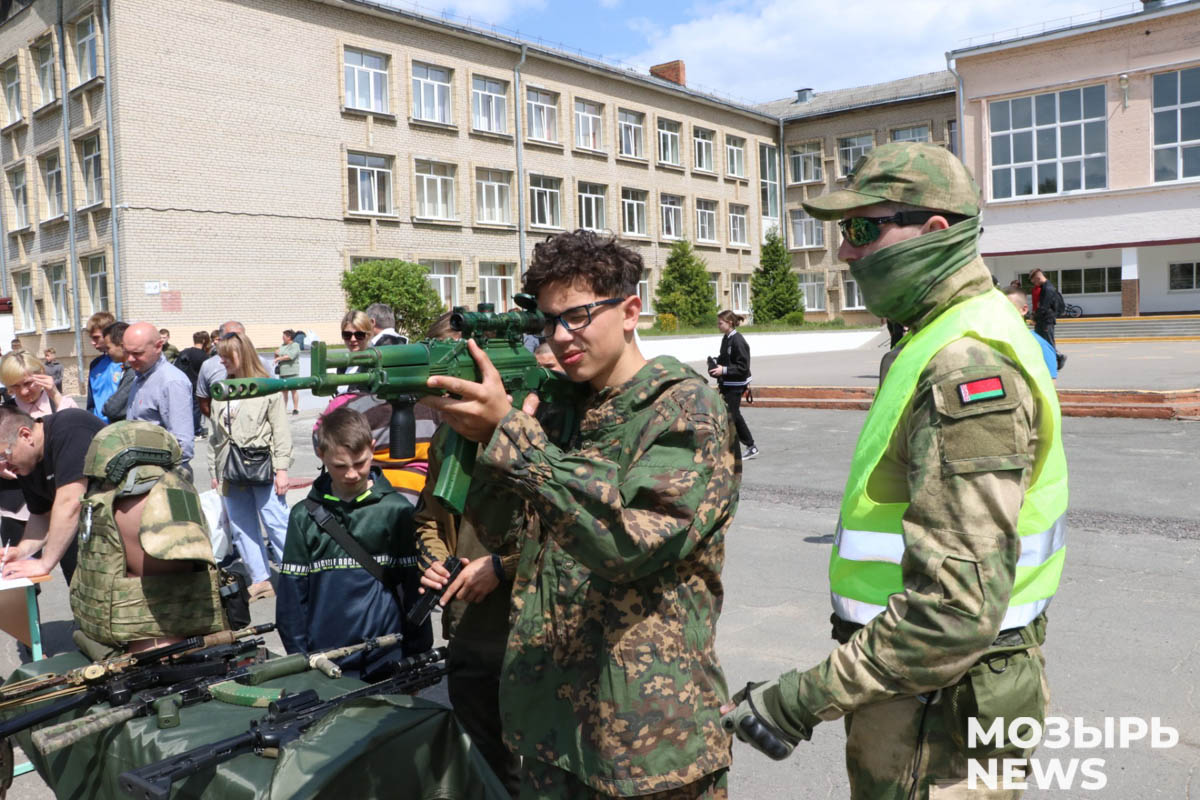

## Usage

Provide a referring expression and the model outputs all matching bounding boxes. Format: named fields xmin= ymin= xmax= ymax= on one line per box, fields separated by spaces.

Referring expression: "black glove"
xmin=720 ymin=679 xmax=812 ymax=760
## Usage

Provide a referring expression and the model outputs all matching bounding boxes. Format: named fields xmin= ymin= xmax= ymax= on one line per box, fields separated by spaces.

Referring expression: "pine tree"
xmin=751 ymin=228 xmax=802 ymax=323
xmin=653 ymin=240 xmax=718 ymax=327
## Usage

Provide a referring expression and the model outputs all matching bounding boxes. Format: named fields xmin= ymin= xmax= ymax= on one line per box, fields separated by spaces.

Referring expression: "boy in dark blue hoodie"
xmin=276 ymin=407 xmax=431 ymax=677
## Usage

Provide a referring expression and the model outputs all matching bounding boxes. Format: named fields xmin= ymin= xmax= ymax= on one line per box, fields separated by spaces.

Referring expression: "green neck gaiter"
xmin=849 ymin=216 xmax=981 ymax=325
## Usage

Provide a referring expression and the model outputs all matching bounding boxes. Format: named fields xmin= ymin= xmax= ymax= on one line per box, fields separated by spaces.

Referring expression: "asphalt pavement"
xmin=3 ymin=408 xmax=1198 ymax=798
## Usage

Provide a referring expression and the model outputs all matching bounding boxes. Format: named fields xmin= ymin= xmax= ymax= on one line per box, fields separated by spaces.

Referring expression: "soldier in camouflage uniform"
xmin=722 ymin=143 xmax=1068 ymax=799
xmin=424 ymin=229 xmax=740 ymax=799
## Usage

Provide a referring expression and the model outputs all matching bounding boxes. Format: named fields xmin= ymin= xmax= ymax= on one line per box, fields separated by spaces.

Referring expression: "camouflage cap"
xmin=84 ymin=421 xmax=181 ymax=487
xmin=802 ymin=142 xmax=980 ymax=221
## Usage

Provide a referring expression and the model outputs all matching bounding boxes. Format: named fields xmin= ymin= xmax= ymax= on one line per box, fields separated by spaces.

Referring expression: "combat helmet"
xmin=84 ymin=421 xmax=182 ymax=496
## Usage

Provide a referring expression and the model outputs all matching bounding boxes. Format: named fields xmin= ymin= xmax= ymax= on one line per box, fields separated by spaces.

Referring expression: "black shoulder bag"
xmin=302 ymin=499 xmax=398 ymax=598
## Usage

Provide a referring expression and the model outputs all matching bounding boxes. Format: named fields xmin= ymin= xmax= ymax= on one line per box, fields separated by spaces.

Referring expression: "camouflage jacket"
xmin=473 ymin=355 xmax=740 ymax=795
xmin=786 ymin=256 xmax=1042 ymax=731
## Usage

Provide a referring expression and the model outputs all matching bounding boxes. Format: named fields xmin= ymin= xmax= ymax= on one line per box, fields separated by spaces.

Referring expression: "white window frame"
xmin=694 ymin=127 xmax=714 ymax=171
xmin=420 ymin=259 xmax=460 ymax=309
xmin=415 ymin=160 xmax=456 ymax=220
xmin=638 ymin=269 xmax=653 ymax=314
xmin=46 ymin=263 xmax=68 ymax=328
xmin=789 ymin=142 xmax=822 ymax=183
xmin=526 ymin=88 xmax=557 ymax=142
xmin=789 ymin=208 xmax=824 ymax=248
xmin=472 ymin=76 xmax=507 ymax=134
xmin=989 ymin=85 xmax=1107 ymax=199
xmin=709 ymin=272 xmax=720 ymax=305
xmin=760 ymin=143 xmax=779 ymax=239
xmin=75 ymin=16 xmax=97 ymax=84
xmin=344 ymin=48 xmax=388 ymax=113
xmin=85 ymin=254 xmax=108 ymax=314
xmin=695 ymin=199 xmax=717 ymax=242
xmin=658 ymin=119 xmax=681 ymax=165
xmin=475 ymin=168 xmax=510 ymax=224
xmin=43 ymin=153 xmax=63 ymax=219
xmin=479 ymin=262 xmax=515 ymax=311
xmin=1168 ymin=262 xmax=1199 ymax=291
xmin=618 ymin=109 xmax=644 ymax=158
xmin=891 ymin=124 xmax=930 ymax=143
xmin=347 ymin=152 xmax=392 ymax=215
xmin=621 ymin=188 xmax=647 ymax=236
xmin=14 ymin=271 xmax=34 ymax=331
xmin=843 ymin=276 xmax=866 ymax=310
xmin=726 ymin=135 xmax=746 ymax=177
xmin=660 ymin=193 xmax=683 ymax=239
xmin=412 ymin=62 xmax=451 ymax=124
xmin=3 ymin=61 xmax=19 ymax=125
xmin=731 ymin=274 xmax=750 ymax=314
xmin=36 ymin=40 xmax=55 ymax=107
xmin=838 ymin=134 xmax=873 ymax=177
xmin=799 ymin=271 xmax=826 ymax=312
xmin=728 ymin=204 xmax=748 ymax=245
xmin=578 ymin=182 xmax=606 ymax=231
xmin=9 ymin=168 xmax=27 ymax=229
xmin=574 ymin=99 xmax=602 ymax=150
xmin=1152 ymin=67 xmax=1200 ymax=183
xmin=81 ymin=135 xmax=101 ymax=206
xmin=947 ymin=119 xmax=959 ymax=156
xmin=529 ymin=175 xmax=561 ymax=228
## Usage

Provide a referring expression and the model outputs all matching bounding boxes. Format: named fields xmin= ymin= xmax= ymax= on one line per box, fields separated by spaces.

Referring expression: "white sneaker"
xmin=743 ymin=446 xmax=759 ymax=460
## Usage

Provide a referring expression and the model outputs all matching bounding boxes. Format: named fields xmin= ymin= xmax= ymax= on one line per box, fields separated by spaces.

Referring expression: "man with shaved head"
xmin=124 ymin=322 xmax=196 ymax=472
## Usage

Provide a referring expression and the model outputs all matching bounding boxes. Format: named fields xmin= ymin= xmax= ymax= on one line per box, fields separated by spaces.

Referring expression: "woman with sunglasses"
xmin=208 ymin=331 xmax=293 ymax=601
xmin=337 ymin=310 xmax=372 ymax=380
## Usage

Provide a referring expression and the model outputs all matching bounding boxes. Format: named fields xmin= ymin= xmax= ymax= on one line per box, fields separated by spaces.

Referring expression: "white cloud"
xmin=620 ymin=0 xmax=1110 ymax=103
xmin=599 ymin=0 xmax=621 ymax=7
xmin=375 ymin=0 xmax=546 ymax=24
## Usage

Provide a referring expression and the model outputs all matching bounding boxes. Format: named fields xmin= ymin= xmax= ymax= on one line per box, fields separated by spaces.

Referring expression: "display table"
xmin=4 ymin=651 xmax=507 ymax=800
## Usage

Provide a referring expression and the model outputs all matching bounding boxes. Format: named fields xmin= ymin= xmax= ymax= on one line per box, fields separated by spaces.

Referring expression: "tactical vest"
xmin=829 ymin=289 xmax=1068 ymax=631
xmin=70 ymin=469 xmax=227 ymax=646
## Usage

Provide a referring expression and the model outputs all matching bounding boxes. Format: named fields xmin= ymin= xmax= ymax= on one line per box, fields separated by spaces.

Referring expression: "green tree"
xmin=751 ymin=228 xmax=802 ymax=323
xmin=340 ymin=259 xmax=445 ymax=338
xmin=653 ymin=240 xmax=718 ymax=327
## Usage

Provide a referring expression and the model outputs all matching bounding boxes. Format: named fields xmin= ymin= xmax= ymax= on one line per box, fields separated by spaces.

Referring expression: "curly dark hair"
xmin=522 ymin=229 xmax=643 ymax=299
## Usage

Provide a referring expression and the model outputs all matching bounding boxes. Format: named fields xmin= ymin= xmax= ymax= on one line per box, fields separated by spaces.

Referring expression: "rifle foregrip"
xmin=33 ymin=705 xmax=138 ymax=755
xmin=244 ymin=653 xmax=308 ymax=685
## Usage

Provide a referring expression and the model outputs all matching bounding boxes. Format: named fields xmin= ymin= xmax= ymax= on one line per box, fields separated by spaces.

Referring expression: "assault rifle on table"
xmin=30 ymin=632 xmax=410 ymax=754
xmin=118 ymin=647 xmax=449 ymax=800
xmin=210 ymin=295 xmax=584 ymax=513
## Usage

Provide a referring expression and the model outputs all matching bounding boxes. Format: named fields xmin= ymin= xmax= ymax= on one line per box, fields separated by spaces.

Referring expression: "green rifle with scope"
xmin=211 ymin=294 xmax=583 ymax=514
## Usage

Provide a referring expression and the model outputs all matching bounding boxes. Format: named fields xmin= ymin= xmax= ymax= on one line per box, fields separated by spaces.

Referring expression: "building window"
xmin=75 ymin=16 xmax=97 ymax=84
xmin=9 ymin=168 xmax=27 ymax=229
xmin=35 ymin=40 xmax=55 ymax=106
xmin=472 ymin=76 xmax=507 ymax=134
xmin=347 ymin=152 xmax=392 ymax=214
xmin=1152 ymin=67 xmax=1200 ymax=182
xmin=729 ymin=204 xmax=748 ymax=245
xmin=3 ymin=61 xmax=19 ymax=124
xmin=412 ymin=63 xmax=451 ymax=124
xmin=838 ymin=134 xmax=873 ymax=176
xmin=621 ymin=188 xmax=646 ymax=235
xmin=475 ymin=168 xmax=510 ymax=224
xmin=1168 ymin=262 xmax=1198 ymax=290
xmin=732 ymin=273 xmax=750 ymax=313
xmin=694 ymin=127 xmax=714 ymax=171
xmin=790 ymin=208 xmax=823 ymax=248
xmin=658 ymin=119 xmax=681 ymax=165
xmin=990 ymin=85 xmax=1107 ymax=198
xmin=86 ymin=254 xmax=108 ymax=314
xmin=799 ymin=271 xmax=826 ymax=311
xmin=14 ymin=271 xmax=34 ymax=331
xmin=46 ymin=263 xmax=68 ymax=328
xmin=415 ymin=160 xmax=455 ymax=219
xmin=81 ymin=136 xmax=102 ymax=206
xmin=574 ymin=99 xmax=602 ymax=150
xmin=759 ymin=143 xmax=779 ymax=239
xmin=696 ymin=199 xmax=717 ymax=242
xmin=578 ymin=182 xmax=606 ymax=231
xmin=526 ymin=88 xmax=557 ymax=142
xmin=479 ymin=262 xmax=515 ymax=311
xmin=891 ymin=124 xmax=930 ymax=143
xmin=529 ymin=175 xmax=561 ymax=227
xmin=709 ymin=272 xmax=720 ymax=305
xmin=844 ymin=276 xmax=865 ymax=310
xmin=43 ymin=154 xmax=64 ymax=219
xmin=947 ymin=119 xmax=959 ymax=156
xmin=420 ymin=259 xmax=460 ymax=309
xmin=726 ymin=136 xmax=746 ymax=177
xmin=1057 ymin=266 xmax=1122 ymax=295
xmin=344 ymin=48 xmax=388 ymax=113
xmin=638 ymin=269 xmax=653 ymax=313
xmin=789 ymin=142 xmax=822 ymax=183
xmin=618 ymin=109 xmax=644 ymax=158
xmin=1017 ymin=270 xmax=1058 ymax=291
xmin=660 ymin=193 xmax=683 ymax=239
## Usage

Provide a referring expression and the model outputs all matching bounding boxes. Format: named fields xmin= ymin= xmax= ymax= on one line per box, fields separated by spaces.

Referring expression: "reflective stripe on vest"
xmin=828 ymin=287 xmax=1069 ymax=629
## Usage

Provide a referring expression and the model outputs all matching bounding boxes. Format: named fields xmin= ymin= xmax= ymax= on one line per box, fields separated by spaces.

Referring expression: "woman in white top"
xmin=1 ymin=352 xmax=79 ymax=417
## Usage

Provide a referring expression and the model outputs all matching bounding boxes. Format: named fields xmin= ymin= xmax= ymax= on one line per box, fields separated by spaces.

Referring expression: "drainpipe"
xmin=777 ymin=116 xmax=786 ymax=248
xmin=945 ymin=54 xmax=965 ymax=158
xmin=514 ymin=44 xmax=527 ymax=276
xmin=58 ymin=0 xmax=85 ymax=388
xmin=101 ymin=0 xmax=121 ymax=319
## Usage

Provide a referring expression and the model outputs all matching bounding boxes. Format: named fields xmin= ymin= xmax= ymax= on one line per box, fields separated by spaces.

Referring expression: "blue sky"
xmin=377 ymin=0 xmax=1146 ymax=104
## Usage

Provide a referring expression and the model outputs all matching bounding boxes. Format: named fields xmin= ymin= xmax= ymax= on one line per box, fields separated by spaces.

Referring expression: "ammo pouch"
xmin=942 ymin=615 xmax=1048 ymax=759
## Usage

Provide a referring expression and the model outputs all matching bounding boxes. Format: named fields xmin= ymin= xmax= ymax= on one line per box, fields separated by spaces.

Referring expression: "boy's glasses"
xmin=542 ymin=298 xmax=624 ymax=336
xmin=341 ymin=330 xmax=368 ymax=341
xmin=838 ymin=211 xmax=943 ymax=247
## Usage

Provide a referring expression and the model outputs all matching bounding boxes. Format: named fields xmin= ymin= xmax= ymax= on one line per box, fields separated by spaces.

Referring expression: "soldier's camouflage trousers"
xmin=517 ymin=761 xmax=728 ymax=800
xmin=845 ymin=645 xmax=1049 ymax=800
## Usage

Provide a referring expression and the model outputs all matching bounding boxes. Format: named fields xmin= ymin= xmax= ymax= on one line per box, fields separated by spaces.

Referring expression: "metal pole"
xmin=514 ymin=44 xmax=527 ymax=276
xmin=58 ymin=0 xmax=85 ymax=390
xmin=101 ymin=0 xmax=122 ymax=319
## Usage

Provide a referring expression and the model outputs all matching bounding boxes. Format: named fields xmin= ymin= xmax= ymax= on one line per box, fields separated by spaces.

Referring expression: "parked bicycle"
xmin=1060 ymin=303 xmax=1083 ymax=318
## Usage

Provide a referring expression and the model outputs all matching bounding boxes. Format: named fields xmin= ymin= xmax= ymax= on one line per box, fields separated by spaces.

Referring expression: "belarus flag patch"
xmin=958 ymin=376 xmax=1005 ymax=404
